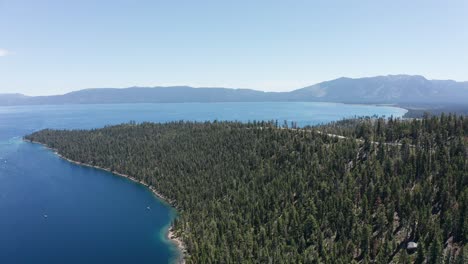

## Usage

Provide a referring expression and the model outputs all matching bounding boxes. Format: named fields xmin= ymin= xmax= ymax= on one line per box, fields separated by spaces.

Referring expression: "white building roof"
xmin=407 ymin=242 xmax=418 ymax=249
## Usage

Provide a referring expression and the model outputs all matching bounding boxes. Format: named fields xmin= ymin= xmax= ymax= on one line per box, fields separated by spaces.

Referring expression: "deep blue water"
xmin=0 ymin=102 xmax=406 ymax=264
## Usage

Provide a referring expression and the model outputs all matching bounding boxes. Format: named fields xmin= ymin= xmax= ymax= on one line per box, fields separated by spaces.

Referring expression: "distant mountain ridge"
xmin=292 ymin=75 xmax=468 ymax=104
xmin=1 ymin=75 xmax=468 ymax=106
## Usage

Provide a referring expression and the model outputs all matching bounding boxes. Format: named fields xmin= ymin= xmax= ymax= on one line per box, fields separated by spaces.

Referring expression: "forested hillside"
xmin=25 ymin=116 xmax=467 ymax=263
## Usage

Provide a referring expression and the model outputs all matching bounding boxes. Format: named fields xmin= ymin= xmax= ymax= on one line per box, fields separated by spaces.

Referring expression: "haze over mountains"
xmin=1 ymin=75 xmax=468 ymax=106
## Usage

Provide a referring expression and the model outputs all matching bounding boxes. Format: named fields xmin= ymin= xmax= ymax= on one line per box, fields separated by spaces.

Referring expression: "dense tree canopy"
xmin=25 ymin=115 xmax=467 ymax=263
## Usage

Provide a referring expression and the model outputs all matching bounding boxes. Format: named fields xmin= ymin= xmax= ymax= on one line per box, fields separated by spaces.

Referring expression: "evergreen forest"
xmin=25 ymin=114 xmax=467 ymax=263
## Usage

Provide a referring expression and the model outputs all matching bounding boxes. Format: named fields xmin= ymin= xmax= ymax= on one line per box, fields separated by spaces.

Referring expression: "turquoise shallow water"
xmin=0 ymin=102 xmax=406 ymax=264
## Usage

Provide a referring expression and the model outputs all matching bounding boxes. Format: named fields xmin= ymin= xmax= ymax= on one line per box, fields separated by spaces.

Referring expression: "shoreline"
xmin=26 ymin=139 xmax=187 ymax=264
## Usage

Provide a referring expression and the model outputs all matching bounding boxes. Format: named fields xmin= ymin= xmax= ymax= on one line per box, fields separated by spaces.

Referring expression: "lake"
xmin=0 ymin=102 xmax=406 ymax=263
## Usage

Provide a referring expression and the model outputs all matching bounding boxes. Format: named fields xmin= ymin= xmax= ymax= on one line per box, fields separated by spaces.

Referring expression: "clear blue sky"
xmin=1 ymin=0 xmax=467 ymax=95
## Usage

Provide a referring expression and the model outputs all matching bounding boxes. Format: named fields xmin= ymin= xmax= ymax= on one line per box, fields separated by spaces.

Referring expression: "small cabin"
xmin=407 ymin=242 xmax=418 ymax=251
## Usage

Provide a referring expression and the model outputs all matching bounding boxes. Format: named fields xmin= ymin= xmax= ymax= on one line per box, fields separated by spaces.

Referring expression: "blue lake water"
xmin=0 ymin=102 xmax=406 ymax=263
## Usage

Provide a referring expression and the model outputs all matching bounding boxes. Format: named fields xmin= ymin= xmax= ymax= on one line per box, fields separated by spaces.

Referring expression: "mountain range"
xmin=1 ymin=75 xmax=468 ymax=106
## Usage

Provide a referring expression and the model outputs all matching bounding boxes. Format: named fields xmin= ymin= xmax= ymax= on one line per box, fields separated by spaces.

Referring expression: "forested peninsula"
xmin=25 ymin=115 xmax=467 ymax=263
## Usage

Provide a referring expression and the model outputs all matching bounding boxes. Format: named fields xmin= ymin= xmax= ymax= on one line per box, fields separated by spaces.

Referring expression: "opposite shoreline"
xmin=26 ymin=139 xmax=187 ymax=264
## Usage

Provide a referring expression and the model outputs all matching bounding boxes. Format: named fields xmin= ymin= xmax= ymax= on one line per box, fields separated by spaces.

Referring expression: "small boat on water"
xmin=146 ymin=206 xmax=151 ymax=210
xmin=43 ymin=214 xmax=48 ymax=218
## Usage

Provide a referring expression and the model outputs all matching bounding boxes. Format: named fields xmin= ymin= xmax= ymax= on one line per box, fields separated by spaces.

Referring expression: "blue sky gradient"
xmin=1 ymin=0 xmax=467 ymax=95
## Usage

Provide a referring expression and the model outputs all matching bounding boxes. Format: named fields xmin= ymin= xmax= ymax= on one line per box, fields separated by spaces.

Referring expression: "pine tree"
xmin=415 ymin=242 xmax=425 ymax=264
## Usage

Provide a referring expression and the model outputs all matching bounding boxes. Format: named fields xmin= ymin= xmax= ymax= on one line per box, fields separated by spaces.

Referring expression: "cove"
xmin=0 ymin=102 xmax=406 ymax=263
